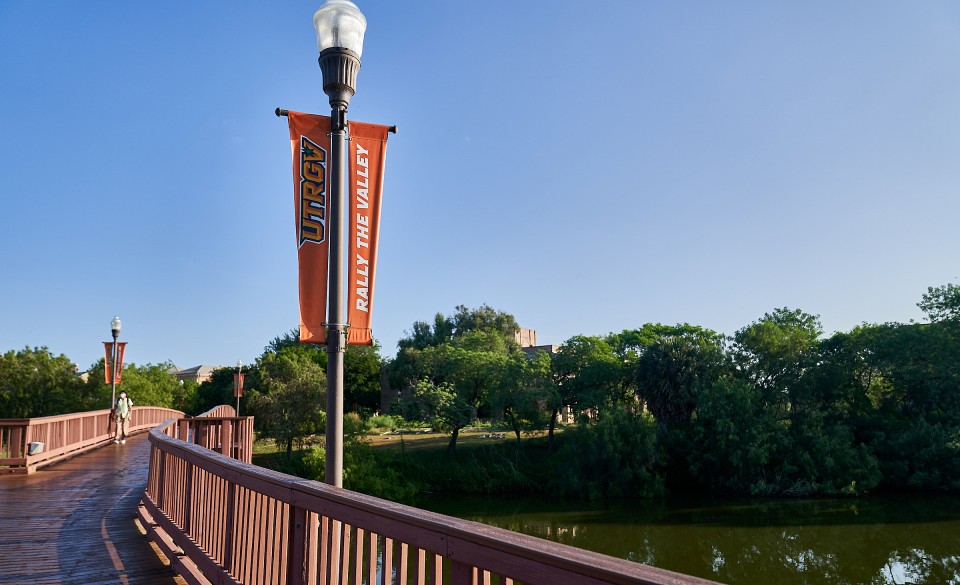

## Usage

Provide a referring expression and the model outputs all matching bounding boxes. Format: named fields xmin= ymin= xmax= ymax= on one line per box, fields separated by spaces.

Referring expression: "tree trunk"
xmin=446 ymin=427 xmax=460 ymax=454
xmin=548 ymin=408 xmax=558 ymax=452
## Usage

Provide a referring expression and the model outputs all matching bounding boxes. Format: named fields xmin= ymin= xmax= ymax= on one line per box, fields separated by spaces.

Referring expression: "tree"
xmin=450 ymin=304 xmax=520 ymax=349
xmin=416 ymin=332 xmax=509 ymax=452
xmin=551 ymin=336 xmax=623 ymax=412
xmin=389 ymin=306 xmax=521 ymax=449
xmin=607 ymin=323 xmax=726 ymax=415
xmin=344 ymin=344 xmax=383 ymax=415
xmin=492 ymin=350 xmax=553 ymax=445
xmin=116 ymin=362 xmax=183 ymax=410
xmin=607 ymin=323 xmax=725 ymax=360
xmin=687 ymin=377 xmax=787 ymax=494
xmin=263 ymin=328 xmax=308 ymax=354
xmin=551 ymin=408 xmax=664 ymax=499
xmin=408 ymin=378 xmax=475 ymax=454
xmin=918 ymin=283 xmax=960 ymax=322
xmin=732 ymin=308 xmax=823 ymax=415
xmin=248 ymin=348 xmax=326 ymax=459
xmin=0 ymin=347 xmax=85 ymax=418
xmin=194 ymin=366 xmax=248 ymax=415
xmin=260 ymin=327 xmax=383 ymax=416
xmin=852 ymin=320 xmax=960 ymax=490
xmin=635 ymin=333 xmax=726 ymax=432
xmin=396 ymin=304 xmax=519 ymax=353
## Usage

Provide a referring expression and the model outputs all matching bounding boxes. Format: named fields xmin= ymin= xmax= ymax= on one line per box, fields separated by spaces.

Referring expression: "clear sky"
xmin=1 ymin=2 xmax=958 ymax=371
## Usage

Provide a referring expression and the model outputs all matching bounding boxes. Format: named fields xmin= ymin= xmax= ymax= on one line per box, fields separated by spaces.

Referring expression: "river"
xmin=418 ymin=493 xmax=960 ymax=584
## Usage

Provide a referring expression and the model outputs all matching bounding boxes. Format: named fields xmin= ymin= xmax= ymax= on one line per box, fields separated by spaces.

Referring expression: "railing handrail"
xmin=0 ymin=407 xmax=123 ymax=425
xmin=1 ymin=406 xmax=185 ymax=474
xmin=142 ymin=415 xmax=719 ymax=585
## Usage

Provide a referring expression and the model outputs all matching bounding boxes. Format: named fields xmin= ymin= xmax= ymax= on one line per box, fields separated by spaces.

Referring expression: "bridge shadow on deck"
xmin=0 ymin=433 xmax=185 ymax=585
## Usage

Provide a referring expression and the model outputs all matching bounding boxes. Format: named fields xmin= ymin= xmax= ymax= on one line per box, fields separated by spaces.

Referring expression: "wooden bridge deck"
xmin=0 ymin=433 xmax=186 ymax=585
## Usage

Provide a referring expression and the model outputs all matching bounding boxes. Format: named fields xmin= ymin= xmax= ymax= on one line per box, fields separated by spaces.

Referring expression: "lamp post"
xmin=110 ymin=316 xmax=122 ymax=410
xmin=314 ymin=0 xmax=366 ymax=488
xmin=236 ymin=360 xmax=243 ymax=416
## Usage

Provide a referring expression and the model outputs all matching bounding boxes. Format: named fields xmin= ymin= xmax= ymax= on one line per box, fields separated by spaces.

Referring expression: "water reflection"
xmin=418 ymin=495 xmax=960 ymax=585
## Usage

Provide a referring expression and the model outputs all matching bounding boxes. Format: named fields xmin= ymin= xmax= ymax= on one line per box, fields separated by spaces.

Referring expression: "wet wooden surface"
xmin=0 ymin=432 xmax=186 ymax=584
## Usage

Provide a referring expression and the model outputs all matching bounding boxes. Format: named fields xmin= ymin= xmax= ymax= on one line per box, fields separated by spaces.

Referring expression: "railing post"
xmin=183 ymin=462 xmax=194 ymax=534
xmin=221 ymin=420 xmax=232 ymax=458
xmin=156 ymin=449 xmax=166 ymax=508
xmin=287 ymin=505 xmax=309 ymax=585
xmin=223 ymin=482 xmax=236 ymax=575
xmin=10 ymin=426 xmax=23 ymax=459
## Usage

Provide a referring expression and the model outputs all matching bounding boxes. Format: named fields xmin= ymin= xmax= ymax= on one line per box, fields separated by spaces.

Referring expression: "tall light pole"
xmin=314 ymin=0 xmax=366 ymax=488
xmin=236 ymin=360 xmax=243 ymax=416
xmin=110 ymin=316 xmax=122 ymax=410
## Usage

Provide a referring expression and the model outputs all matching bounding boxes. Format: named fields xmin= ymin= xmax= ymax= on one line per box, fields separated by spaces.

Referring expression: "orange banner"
xmin=233 ymin=373 xmax=245 ymax=398
xmin=103 ymin=342 xmax=127 ymax=385
xmin=347 ymin=121 xmax=391 ymax=345
xmin=288 ymin=111 xmax=332 ymax=344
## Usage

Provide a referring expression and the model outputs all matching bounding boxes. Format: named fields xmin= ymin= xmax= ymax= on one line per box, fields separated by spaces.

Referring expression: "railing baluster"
xmin=287 ymin=505 xmax=308 ymax=585
xmin=329 ymin=520 xmax=343 ymax=585
xmin=432 ymin=552 xmax=443 ymax=585
xmin=320 ymin=515 xmax=331 ymax=584
xmin=367 ymin=531 xmax=378 ymax=585
xmin=224 ymin=482 xmax=236 ymax=575
xmin=398 ymin=542 xmax=409 ymax=585
xmin=414 ymin=547 xmax=426 ymax=585
xmin=353 ymin=527 xmax=364 ymax=585
xmin=341 ymin=523 xmax=352 ymax=585
xmin=382 ymin=537 xmax=395 ymax=585
xmin=182 ymin=461 xmax=193 ymax=534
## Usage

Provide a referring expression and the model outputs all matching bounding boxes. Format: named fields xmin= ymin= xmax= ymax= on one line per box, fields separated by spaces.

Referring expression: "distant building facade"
xmin=168 ymin=365 xmax=224 ymax=385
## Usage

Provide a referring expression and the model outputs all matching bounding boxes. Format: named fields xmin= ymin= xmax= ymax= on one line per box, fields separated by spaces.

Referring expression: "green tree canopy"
xmin=635 ymin=333 xmax=727 ymax=431
xmin=918 ymin=283 xmax=960 ymax=322
xmin=247 ymin=347 xmax=327 ymax=458
xmin=492 ymin=350 xmax=553 ymax=444
xmin=732 ymin=308 xmax=823 ymax=414
xmin=0 ymin=347 xmax=85 ymax=418
xmin=397 ymin=304 xmax=519 ymax=352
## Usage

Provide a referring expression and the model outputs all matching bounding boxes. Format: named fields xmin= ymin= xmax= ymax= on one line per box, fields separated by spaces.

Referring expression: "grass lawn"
xmin=368 ymin=428 xmax=554 ymax=454
xmin=252 ymin=428 xmax=552 ymax=457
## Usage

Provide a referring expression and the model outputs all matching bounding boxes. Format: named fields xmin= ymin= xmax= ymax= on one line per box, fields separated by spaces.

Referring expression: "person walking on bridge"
xmin=113 ymin=391 xmax=133 ymax=444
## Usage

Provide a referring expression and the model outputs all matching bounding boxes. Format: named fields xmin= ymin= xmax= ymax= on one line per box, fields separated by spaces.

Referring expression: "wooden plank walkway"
xmin=0 ymin=432 xmax=186 ymax=585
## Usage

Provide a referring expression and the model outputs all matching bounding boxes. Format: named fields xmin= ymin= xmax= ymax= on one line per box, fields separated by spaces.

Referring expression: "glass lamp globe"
xmin=313 ymin=0 xmax=367 ymax=57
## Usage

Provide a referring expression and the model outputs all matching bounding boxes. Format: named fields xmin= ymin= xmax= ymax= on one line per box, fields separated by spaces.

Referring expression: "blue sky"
xmin=1 ymin=2 xmax=958 ymax=371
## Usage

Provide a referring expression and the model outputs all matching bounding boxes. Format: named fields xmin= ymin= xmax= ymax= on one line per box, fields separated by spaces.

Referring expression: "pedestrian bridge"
xmin=0 ymin=408 xmax=717 ymax=585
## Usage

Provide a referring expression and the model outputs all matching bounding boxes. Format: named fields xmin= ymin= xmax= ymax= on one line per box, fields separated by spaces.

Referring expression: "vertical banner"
xmin=287 ymin=111 xmax=332 ymax=344
xmin=103 ymin=342 xmax=127 ymax=385
xmin=233 ymin=373 xmax=245 ymax=398
xmin=115 ymin=342 xmax=126 ymax=384
xmin=103 ymin=343 xmax=112 ymax=385
xmin=347 ymin=121 xmax=391 ymax=345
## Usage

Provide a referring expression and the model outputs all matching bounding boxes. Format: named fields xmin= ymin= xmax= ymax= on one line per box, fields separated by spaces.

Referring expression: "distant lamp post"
xmin=110 ymin=316 xmax=122 ymax=409
xmin=314 ymin=0 xmax=366 ymax=488
xmin=235 ymin=360 xmax=243 ymax=416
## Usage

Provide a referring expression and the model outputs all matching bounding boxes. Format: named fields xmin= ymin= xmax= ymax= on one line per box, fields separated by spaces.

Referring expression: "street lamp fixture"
xmin=109 ymin=315 xmax=122 ymax=413
xmin=314 ymin=0 xmax=366 ymax=488
xmin=314 ymin=0 xmax=366 ymax=112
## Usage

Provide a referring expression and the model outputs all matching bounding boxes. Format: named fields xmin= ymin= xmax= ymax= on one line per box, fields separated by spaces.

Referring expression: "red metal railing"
xmin=176 ymin=406 xmax=254 ymax=463
xmin=0 ymin=407 xmax=184 ymax=474
xmin=140 ymin=414 xmax=719 ymax=585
